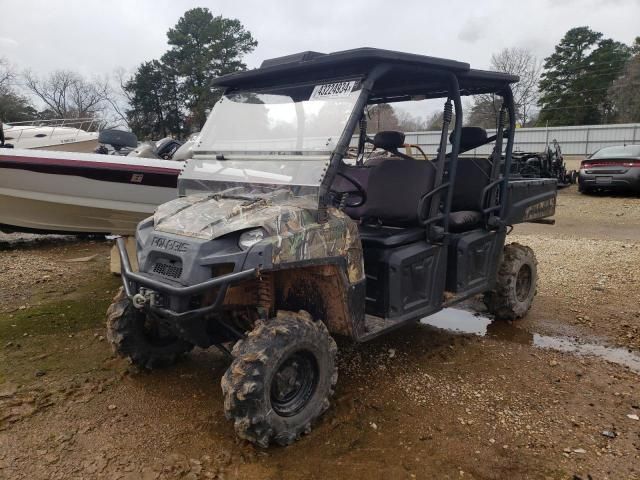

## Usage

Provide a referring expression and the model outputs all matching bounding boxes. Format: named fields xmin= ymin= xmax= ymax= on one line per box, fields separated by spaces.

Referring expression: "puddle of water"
xmin=533 ymin=334 xmax=640 ymax=374
xmin=421 ymin=308 xmax=640 ymax=374
xmin=421 ymin=308 xmax=491 ymax=335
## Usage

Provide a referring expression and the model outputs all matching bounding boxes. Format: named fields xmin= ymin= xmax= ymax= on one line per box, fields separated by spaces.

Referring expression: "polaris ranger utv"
xmin=108 ymin=48 xmax=557 ymax=447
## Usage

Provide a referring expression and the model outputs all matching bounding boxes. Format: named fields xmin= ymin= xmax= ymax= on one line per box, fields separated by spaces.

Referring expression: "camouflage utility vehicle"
xmin=109 ymin=48 xmax=557 ymax=447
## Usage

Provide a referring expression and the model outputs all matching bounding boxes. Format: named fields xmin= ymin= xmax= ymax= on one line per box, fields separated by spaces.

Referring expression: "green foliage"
xmin=0 ymin=57 xmax=37 ymax=122
xmin=125 ymin=8 xmax=257 ymax=138
xmin=163 ymin=8 xmax=257 ymax=128
xmin=366 ymin=103 xmax=399 ymax=132
xmin=608 ymin=38 xmax=640 ymax=123
xmin=466 ymin=97 xmax=500 ymax=129
xmin=538 ymin=27 xmax=631 ymax=126
xmin=0 ymin=91 xmax=37 ymax=122
xmin=632 ymin=36 xmax=640 ymax=55
xmin=125 ymin=60 xmax=184 ymax=139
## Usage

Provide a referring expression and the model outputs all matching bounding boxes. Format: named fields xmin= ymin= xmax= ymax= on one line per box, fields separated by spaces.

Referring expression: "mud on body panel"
xmin=272 ymin=208 xmax=364 ymax=284
xmin=153 ymin=191 xmax=364 ymax=284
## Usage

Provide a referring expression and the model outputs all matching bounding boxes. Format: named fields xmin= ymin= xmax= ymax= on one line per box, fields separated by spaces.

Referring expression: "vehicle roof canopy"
xmin=212 ymin=48 xmax=519 ymax=102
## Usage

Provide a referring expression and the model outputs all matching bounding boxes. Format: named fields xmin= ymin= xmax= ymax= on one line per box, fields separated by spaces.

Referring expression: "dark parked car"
xmin=579 ymin=144 xmax=640 ymax=193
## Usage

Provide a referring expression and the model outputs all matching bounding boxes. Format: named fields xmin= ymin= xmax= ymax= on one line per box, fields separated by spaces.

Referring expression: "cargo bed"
xmin=505 ymin=178 xmax=557 ymax=224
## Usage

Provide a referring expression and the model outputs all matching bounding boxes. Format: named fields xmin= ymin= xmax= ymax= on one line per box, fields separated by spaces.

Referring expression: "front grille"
xmin=152 ymin=259 xmax=183 ymax=279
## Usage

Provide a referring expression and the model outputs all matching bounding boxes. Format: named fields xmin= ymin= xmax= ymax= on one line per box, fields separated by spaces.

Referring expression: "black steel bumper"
xmin=116 ymin=237 xmax=258 ymax=319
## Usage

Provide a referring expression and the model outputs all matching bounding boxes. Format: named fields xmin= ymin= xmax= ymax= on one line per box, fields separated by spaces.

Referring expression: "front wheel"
xmin=484 ymin=243 xmax=538 ymax=320
xmin=106 ymin=287 xmax=193 ymax=369
xmin=221 ymin=311 xmax=338 ymax=447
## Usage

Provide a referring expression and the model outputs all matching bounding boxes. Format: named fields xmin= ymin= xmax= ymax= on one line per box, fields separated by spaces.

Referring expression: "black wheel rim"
xmin=270 ymin=350 xmax=319 ymax=417
xmin=515 ymin=264 xmax=533 ymax=302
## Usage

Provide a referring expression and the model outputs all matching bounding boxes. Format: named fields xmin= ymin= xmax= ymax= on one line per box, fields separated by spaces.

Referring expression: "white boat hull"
xmin=4 ymin=124 xmax=100 ymax=152
xmin=31 ymin=138 xmax=99 ymax=153
xmin=0 ymin=149 xmax=181 ymax=235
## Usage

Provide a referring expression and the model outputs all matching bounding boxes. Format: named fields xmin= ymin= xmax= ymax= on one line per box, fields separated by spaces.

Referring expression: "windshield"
xmin=195 ymin=81 xmax=362 ymax=154
xmin=591 ymin=145 xmax=640 ymax=159
xmin=182 ymin=80 xmax=364 ymax=201
xmin=178 ymin=157 xmax=326 ymax=199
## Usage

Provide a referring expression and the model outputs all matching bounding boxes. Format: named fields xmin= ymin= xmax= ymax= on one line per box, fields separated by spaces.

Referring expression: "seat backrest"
xmin=450 ymin=157 xmax=492 ymax=211
xmin=449 ymin=127 xmax=488 ymax=151
xmin=335 ymin=159 xmax=435 ymax=226
xmin=373 ymin=131 xmax=405 ymax=151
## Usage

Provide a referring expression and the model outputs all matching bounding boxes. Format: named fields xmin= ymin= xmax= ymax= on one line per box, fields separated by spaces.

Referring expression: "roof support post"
xmin=436 ymin=73 xmax=462 ymax=239
xmin=317 ymin=64 xmax=391 ymax=223
xmin=499 ymin=86 xmax=516 ymax=222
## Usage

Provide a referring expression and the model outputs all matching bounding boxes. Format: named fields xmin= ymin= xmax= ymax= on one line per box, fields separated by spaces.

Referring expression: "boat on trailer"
xmin=0 ymin=148 xmax=181 ymax=235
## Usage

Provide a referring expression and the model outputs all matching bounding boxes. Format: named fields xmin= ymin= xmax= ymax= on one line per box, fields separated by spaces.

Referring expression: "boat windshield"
xmin=181 ymin=80 xmax=363 ymax=202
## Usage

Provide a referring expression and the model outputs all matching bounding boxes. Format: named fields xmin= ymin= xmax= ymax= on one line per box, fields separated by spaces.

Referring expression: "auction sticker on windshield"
xmin=310 ymin=81 xmax=357 ymax=99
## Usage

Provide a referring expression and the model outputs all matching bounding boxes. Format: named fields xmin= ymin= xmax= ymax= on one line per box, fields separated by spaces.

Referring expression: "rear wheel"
xmin=578 ymin=180 xmax=592 ymax=194
xmin=484 ymin=243 xmax=538 ymax=320
xmin=106 ymin=287 xmax=193 ymax=369
xmin=221 ymin=311 xmax=337 ymax=447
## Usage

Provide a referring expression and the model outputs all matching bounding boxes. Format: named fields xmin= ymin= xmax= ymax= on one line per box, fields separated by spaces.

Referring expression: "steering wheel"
xmin=329 ymin=172 xmax=367 ymax=208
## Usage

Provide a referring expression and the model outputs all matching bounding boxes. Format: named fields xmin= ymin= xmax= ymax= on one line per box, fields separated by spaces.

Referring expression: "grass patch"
xmin=0 ymin=275 xmax=120 ymax=341
xmin=0 ymin=273 xmax=122 ymax=386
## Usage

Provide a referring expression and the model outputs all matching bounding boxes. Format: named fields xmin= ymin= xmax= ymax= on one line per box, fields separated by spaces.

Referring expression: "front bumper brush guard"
xmin=116 ymin=237 xmax=258 ymax=319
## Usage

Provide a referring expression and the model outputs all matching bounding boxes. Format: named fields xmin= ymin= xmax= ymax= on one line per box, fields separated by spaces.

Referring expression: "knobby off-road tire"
xmin=221 ymin=311 xmax=338 ymax=447
xmin=484 ymin=243 xmax=538 ymax=321
xmin=106 ymin=287 xmax=193 ymax=369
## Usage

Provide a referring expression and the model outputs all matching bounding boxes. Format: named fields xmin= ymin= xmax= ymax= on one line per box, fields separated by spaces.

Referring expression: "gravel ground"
xmin=508 ymin=233 xmax=640 ymax=350
xmin=1 ymin=185 xmax=639 ymax=480
xmin=0 ymin=236 xmax=109 ymax=314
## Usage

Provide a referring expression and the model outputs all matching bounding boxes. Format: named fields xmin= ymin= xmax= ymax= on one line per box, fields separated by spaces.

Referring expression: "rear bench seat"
xmin=448 ymin=157 xmax=493 ymax=233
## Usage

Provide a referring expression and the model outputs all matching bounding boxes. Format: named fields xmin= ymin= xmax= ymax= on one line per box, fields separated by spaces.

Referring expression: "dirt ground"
xmin=1 ymin=186 xmax=639 ymax=480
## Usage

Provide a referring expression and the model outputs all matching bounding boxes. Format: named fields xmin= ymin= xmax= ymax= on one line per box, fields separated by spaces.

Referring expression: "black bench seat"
xmin=358 ymin=224 xmax=425 ymax=248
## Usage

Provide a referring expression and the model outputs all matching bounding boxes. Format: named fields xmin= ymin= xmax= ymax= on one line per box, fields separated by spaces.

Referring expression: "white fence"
xmin=401 ymin=123 xmax=640 ymax=157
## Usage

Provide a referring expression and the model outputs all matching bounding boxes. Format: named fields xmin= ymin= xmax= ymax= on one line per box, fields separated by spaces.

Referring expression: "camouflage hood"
xmin=153 ymin=191 xmax=318 ymax=241
xmin=153 ymin=191 xmax=365 ymax=283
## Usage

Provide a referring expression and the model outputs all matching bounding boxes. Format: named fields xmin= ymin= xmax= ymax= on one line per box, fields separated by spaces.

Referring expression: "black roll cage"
xmin=211 ymin=48 xmax=518 ymax=236
xmin=314 ymin=65 xmax=517 ymax=237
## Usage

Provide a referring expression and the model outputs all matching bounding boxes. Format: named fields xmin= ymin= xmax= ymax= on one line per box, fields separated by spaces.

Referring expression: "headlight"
xmin=239 ymin=228 xmax=266 ymax=249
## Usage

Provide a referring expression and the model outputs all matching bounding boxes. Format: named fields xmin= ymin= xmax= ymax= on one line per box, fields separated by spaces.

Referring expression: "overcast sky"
xmin=1 ymin=0 xmax=638 ymax=117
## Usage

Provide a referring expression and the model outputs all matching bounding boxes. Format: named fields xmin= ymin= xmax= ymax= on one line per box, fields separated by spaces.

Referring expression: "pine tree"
xmin=607 ymin=37 xmax=640 ymax=123
xmin=125 ymin=60 xmax=184 ymax=139
xmin=538 ymin=27 xmax=630 ymax=126
xmin=162 ymin=8 xmax=257 ymax=129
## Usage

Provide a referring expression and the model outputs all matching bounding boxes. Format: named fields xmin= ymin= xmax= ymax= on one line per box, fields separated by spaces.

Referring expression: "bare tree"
xmin=23 ymin=69 xmax=111 ymax=119
xmin=490 ymin=48 xmax=542 ymax=127
xmin=395 ymin=111 xmax=428 ymax=132
xmin=425 ymin=111 xmax=445 ymax=131
xmin=101 ymin=68 xmax=133 ymax=128
xmin=425 ymin=109 xmax=459 ymax=131
xmin=0 ymin=57 xmax=15 ymax=93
